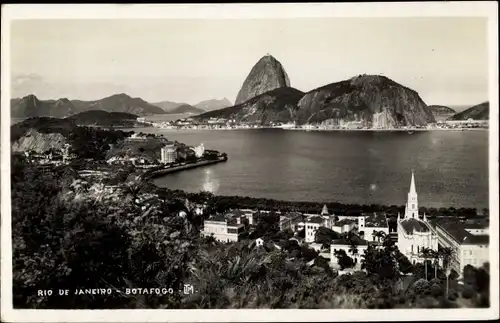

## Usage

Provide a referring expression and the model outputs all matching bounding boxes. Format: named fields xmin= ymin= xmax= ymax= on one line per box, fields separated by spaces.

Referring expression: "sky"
xmin=10 ymin=17 xmax=489 ymax=107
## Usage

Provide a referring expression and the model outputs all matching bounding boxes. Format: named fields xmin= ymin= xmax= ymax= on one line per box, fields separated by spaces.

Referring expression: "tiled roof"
xmin=207 ymin=215 xmax=226 ymax=222
xmin=227 ymin=209 xmax=244 ymax=218
xmin=307 ymin=216 xmax=324 ymax=224
xmin=463 ymin=219 xmax=489 ymax=229
xmin=434 ymin=218 xmax=489 ymax=245
xmin=335 ymin=219 xmax=357 ymax=226
xmin=332 ymin=238 xmax=369 ymax=246
xmin=400 ymin=218 xmax=430 ymax=234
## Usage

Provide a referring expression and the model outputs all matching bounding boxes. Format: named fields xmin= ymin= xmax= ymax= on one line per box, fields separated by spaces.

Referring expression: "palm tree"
xmin=376 ymin=231 xmax=386 ymax=243
xmin=439 ymin=247 xmax=454 ymax=298
xmin=430 ymin=249 xmax=440 ymax=279
xmin=349 ymin=242 xmax=359 ymax=264
xmin=420 ymin=247 xmax=432 ymax=280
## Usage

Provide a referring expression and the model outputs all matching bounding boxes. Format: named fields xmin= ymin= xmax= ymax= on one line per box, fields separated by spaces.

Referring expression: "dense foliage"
xmin=11 ymin=159 xmax=489 ymax=309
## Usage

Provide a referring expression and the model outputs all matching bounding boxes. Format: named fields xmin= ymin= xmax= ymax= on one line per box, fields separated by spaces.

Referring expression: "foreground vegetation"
xmin=11 ymin=157 xmax=490 ymax=309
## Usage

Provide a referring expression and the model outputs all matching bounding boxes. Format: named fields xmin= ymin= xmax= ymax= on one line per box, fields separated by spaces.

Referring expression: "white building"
xmin=255 ymin=238 xmax=265 ymax=247
xmin=305 ymin=216 xmax=325 ymax=243
xmin=360 ymin=213 xmax=390 ymax=242
xmin=332 ymin=219 xmax=357 ymax=234
xmin=397 ymin=171 xmax=438 ymax=264
xmin=201 ymin=215 xmax=245 ymax=243
xmin=160 ymin=144 xmax=177 ymax=164
xmin=430 ymin=218 xmax=489 ymax=276
xmin=279 ymin=212 xmax=303 ymax=232
xmin=192 ymin=143 xmax=205 ymax=158
xmin=239 ymin=209 xmax=256 ymax=225
xmin=330 ymin=239 xmax=369 ymax=265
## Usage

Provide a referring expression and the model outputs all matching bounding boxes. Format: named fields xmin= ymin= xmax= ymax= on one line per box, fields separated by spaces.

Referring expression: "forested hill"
xmin=66 ymin=110 xmax=141 ymax=127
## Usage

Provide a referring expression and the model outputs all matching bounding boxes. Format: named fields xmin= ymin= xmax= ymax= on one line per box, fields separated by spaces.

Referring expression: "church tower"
xmin=404 ymin=171 xmax=419 ymax=219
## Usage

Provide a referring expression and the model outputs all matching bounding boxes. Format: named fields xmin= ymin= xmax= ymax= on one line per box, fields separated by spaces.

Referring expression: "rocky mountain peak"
xmin=234 ymin=54 xmax=291 ymax=105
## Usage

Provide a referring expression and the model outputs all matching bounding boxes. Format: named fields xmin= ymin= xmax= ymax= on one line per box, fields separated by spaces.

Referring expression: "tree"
xmin=430 ymin=249 xmax=440 ymax=279
xmin=334 ymin=250 xmax=354 ymax=270
xmin=315 ymin=227 xmax=340 ymax=245
xmin=420 ymin=247 xmax=432 ymax=280
xmin=439 ymin=247 xmax=454 ymax=299
xmin=349 ymin=242 xmax=359 ymax=263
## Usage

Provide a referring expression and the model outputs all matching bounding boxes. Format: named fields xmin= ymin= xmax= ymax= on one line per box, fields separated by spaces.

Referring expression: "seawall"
xmin=144 ymin=157 xmax=227 ymax=179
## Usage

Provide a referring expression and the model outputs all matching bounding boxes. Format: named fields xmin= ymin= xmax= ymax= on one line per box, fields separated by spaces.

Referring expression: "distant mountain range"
xmin=194 ymin=98 xmax=233 ymax=112
xmin=447 ymin=102 xmax=489 ymax=121
xmin=166 ymin=104 xmax=206 ymax=115
xmin=428 ymin=105 xmax=456 ymax=115
xmin=11 ymin=93 xmax=166 ymax=118
xmin=152 ymin=98 xmax=232 ymax=114
xmin=66 ymin=110 xmax=141 ymax=127
xmin=197 ymin=55 xmax=435 ymax=127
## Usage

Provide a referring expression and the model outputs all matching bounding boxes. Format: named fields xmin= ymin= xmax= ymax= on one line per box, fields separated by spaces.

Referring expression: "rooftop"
xmin=332 ymin=237 xmax=369 ymax=246
xmin=207 ymin=215 xmax=226 ymax=223
xmin=365 ymin=213 xmax=388 ymax=228
xmin=400 ymin=218 xmax=431 ymax=234
xmin=335 ymin=219 xmax=357 ymax=226
xmin=226 ymin=209 xmax=245 ymax=218
xmin=307 ymin=216 xmax=324 ymax=224
xmin=463 ymin=219 xmax=489 ymax=230
xmin=433 ymin=218 xmax=490 ymax=245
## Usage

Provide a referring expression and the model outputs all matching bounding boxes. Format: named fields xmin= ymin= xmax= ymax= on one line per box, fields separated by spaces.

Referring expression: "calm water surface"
xmin=124 ymin=128 xmax=489 ymax=208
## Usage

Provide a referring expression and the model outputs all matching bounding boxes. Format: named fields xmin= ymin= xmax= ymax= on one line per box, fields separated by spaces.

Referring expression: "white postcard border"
xmin=1 ymin=2 xmax=499 ymax=322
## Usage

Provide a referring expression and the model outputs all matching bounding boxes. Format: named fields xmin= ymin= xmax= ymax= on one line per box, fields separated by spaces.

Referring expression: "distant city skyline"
xmin=11 ymin=17 xmax=489 ymax=107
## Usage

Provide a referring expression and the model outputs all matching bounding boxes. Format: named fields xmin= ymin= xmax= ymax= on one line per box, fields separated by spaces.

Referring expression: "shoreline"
xmin=137 ymin=126 xmax=489 ymax=132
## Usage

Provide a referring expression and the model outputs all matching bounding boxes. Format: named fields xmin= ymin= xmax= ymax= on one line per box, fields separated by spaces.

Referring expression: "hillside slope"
xmin=12 ymin=93 xmax=166 ymax=118
xmin=194 ymin=98 xmax=232 ymax=112
xmin=295 ymin=74 xmax=435 ymax=127
xmin=235 ymin=55 xmax=291 ymax=105
xmin=66 ymin=110 xmax=140 ymax=127
xmin=196 ymin=87 xmax=304 ymax=125
xmin=447 ymin=102 xmax=489 ymax=120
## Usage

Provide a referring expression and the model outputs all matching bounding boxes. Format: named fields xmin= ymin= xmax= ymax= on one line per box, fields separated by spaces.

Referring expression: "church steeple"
xmin=409 ymin=170 xmax=417 ymax=195
xmin=405 ymin=170 xmax=419 ymax=219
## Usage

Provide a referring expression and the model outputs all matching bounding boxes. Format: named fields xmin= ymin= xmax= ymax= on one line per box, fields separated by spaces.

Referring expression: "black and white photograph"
xmin=1 ymin=3 xmax=498 ymax=322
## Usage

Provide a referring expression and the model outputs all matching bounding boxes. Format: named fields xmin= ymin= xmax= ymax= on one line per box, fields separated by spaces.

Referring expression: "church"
xmin=397 ymin=171 xmax=438 ymax=264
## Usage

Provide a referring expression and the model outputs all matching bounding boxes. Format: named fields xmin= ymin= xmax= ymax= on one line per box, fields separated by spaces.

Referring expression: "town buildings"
xmin=332 ymin=219 xmax=357 ymax=234
xmin=397 ymin=171 xmax=438 ymax=264
xmin=430 ymin=218 xmax=489 ymax=276
xmin=305 ymin=215 xmax=325 ymax=243
xmin=201 ymin=214 xmax=245 ymax=243
xmin=360 ymin=212 xmax=390 ymax=242
xmin=330 ymin=238 xmax=369 ymax=265
xmin=279 ymin=212 xmax=303 ymax=231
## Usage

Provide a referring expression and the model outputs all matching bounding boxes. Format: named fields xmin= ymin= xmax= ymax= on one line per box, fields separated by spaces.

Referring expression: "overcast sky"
xmin=11 ymin=17 xmax=489 ymax=106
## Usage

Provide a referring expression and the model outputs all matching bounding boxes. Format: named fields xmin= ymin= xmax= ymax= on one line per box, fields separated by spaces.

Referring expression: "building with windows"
xmin=305 ymin=216 xmax=325 ymax=243
xmin=160 ymin=144 xmax=177 ymax=164
xmin=332 ymin=219 xmax=357 ymax=234
xmin=397 ymin=171 xmax=438 ymax=264
xmin=279 ymin=212 xmax=303 ymax=232
xmin=430 ymin=218 xmax=489 ymax=276
xmin=360 ymin=212 xmax=390 ymax=242
xmin=201 ymin=215 xmax=245 ymax=243
xmin=330 ymin=238 xmax=369 ymax=265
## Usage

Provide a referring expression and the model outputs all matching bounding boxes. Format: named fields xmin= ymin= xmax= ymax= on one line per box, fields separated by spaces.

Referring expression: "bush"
xmin=461 ymin=285 xmax=476 ymax=299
